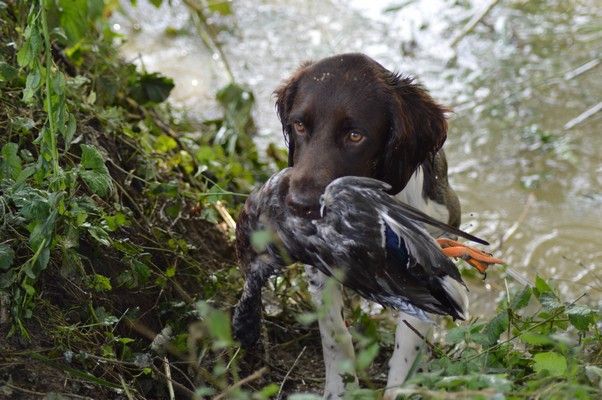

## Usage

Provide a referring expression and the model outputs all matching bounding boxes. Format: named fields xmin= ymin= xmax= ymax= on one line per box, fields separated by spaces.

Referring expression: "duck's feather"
xmin=238 ymin=170 xmax=474 ymax=322
xmin=305 ymin=178 xmax=472 ymax=320
xmin=324 ymin=176 xmax=488 ymax=245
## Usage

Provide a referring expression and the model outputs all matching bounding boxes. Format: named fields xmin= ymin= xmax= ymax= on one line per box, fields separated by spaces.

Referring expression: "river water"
xmin=112 ymin=0 xmax=602 ymax=311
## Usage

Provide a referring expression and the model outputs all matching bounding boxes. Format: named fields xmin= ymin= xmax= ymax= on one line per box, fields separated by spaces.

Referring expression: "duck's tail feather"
xmin=384 ymin=199 xmax=489 ymax=245
xmin=438 ymin=275 xmax=470 ymax=320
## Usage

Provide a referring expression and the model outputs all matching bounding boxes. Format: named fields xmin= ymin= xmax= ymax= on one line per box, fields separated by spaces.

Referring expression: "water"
xmin=113 ymin=0 xmax=602 ymax=311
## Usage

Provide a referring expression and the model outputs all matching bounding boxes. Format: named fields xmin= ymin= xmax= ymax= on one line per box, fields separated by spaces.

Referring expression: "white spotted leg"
xmin=383 ymin=311 xmax=433 ymax=400
xmin=305 ymin=265 xmax=357 ymax=399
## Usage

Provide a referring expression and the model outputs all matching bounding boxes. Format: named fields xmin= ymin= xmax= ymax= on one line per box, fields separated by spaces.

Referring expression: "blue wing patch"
xmin=384 ymin=223 xmax=409 ymax=267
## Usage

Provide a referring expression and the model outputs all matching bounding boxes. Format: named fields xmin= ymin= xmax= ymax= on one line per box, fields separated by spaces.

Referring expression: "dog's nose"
xmin=285 ymin=192 xmax=321 ymax=219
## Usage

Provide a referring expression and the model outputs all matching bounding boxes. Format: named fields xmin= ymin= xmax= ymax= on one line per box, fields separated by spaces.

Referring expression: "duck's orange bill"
xmin=436 ymin=238 xmax=505 ymax=274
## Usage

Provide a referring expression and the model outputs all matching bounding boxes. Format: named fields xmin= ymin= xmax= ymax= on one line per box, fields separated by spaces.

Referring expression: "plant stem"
xmin=182 ymin=0 xmax=235 ymax=82
xmin=39 ymin=0 xmax=60 ymax=176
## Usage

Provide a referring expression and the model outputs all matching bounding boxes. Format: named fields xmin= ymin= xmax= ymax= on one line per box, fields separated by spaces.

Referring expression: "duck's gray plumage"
xmin=233 ymin=169 xmax=484 ymax=347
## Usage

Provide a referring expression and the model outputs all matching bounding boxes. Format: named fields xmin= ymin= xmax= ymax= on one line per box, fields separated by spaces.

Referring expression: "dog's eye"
xmin=293 ymin=120 xmax=306 ymax=134
xmin=347 ymin=131 xmax=364 ymax=143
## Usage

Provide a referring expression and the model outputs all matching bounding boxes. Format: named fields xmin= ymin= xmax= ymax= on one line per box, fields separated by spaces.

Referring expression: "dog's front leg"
xmin=383 ymin=312 xmax=432 ymax=400
xmin=305 ymin=265 xmax=357 ymax=399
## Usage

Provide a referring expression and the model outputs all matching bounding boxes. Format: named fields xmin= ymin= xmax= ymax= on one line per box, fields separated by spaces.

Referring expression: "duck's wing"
xmin=236 ymin=168 xmax=293 ymax=272
xmin=311 ymin=205 xmax=468 ymax=320
xmin=382 ymin=197 xmax=488 ymax=245
xmin=377 ymin=211 xmax=468 ymax=320
xmin=325 ymin=176 xmax=488 ymax=245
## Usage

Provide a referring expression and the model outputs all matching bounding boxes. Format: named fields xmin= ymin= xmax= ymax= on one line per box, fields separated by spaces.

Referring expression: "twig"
xmin=563 ymin=101 xmax=602 ymax=130
xmin=497 ymin=193 xmax=535 ymax=250
xmin=151 ymin=365 xmax=196 ymax=399
xmin=163 ymin=356 xmax=176 ymax=400
xmin=182 ymin=0 xmax=235 ymax=82
xmin=277 ymin=346 xmax=306 ymax=399
xmin=224 ymin=347 xmax=241 ymax=371
xmin=214 ymin=200 xmax=237 ymax=230
xmin=118 ymin=375 xmax=135 ymax=400
xmin=450 ymin=0 xmax=502 ymax=48
xmin=2 ymin=382 xmax=94 ymax=399
xmin=563 ymin=58 xmax=600 ymax=80
xmin=125 ymin=319 xmax=220 ymax=387
xmin=402 ymin=319 xmax=442 ymax=356
xmin=212 ymin=367 xmax=268 ymax=400
xmin=494 ymin=193 xmax=535 ymax=287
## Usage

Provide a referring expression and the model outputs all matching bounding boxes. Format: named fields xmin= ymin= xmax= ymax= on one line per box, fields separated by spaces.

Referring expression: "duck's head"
xmin=319 ymin=176 xmax=392 ymax=218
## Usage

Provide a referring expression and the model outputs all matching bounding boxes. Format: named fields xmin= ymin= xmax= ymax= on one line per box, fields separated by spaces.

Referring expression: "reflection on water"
xmin=114 ymin=0 xmax=602 ymax=310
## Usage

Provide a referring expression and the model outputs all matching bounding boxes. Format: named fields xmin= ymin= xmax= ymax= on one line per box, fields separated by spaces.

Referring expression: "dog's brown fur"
xmin=274 ymin=53 xmax=457 ymax=222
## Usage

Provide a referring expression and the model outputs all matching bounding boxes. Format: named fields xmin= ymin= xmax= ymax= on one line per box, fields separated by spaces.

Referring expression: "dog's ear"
xmin=381 ymin=74 xmax=449 ymax=194
xmin=274 ymin=61 xmax=313 ymax=166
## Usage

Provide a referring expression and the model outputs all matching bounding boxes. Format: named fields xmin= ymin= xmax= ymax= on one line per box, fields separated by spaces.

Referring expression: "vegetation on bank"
xmin=0 ymin=1 xmax=600 ymax=399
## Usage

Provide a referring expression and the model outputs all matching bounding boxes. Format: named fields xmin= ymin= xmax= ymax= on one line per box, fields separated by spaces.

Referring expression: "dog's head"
xmin=275 ymin=53 xmax=448 ymax=218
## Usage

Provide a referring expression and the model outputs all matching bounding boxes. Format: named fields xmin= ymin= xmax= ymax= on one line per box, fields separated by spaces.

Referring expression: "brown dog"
xmin=274 ymin=53 xmax=461 ymax=398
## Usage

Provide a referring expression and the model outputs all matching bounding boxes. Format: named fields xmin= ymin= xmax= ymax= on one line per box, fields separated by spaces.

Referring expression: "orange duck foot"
xmin=436 ymin=238 xmax=505 ymax=274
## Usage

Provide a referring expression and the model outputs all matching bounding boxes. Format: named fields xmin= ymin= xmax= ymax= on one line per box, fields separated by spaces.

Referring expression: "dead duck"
xmin=232 ymin=168 xmax=504 ymax=348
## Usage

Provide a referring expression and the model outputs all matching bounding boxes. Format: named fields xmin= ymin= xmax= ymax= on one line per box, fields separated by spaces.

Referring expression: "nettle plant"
xmin=0 ymin=1 xmax=114 ymax=334
xmin=0 ymin=0 xmax=266 ymax=338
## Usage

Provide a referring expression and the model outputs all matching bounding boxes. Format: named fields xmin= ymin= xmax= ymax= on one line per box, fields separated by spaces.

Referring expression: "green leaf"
xmin=0 ymin=61 xmax=18 ymax=82
xmin=0 ymin=142 xmax=22 ymax=180
xmin=567 ymin=304 xmax=598 ymax=331
xmin=196 ymin=302 xmax=232 ymax=349
xmin=207 ymin=0 xmax=232 ymax=15
xmin=58 ymin=0 xmax=88 ymax=45
xmin=80 ymin=144 xmax=106 ymax=170
xmin=149 ymin=181 xmax=179 ymax=197
xmin=510 ymin=286 xmax=532 ymax=310
xmin=480 ymin=312 xmax=509 ymax=346
xmin=532 ymin=351 xmax=567 ymax=376
xmin=445 ymin=325 xmax=471 ymax=345
xmin=356 ymin=342 xmax=379 ymax=371
xmin=79 ymin=144 xmax=113 ymax=196
xmin=90 ymin=274 xmax=112 ymax=292
xmin=79 ymin=169 xmax=112 ymax=197
xmin=538 ymin=292 xmax=562 ymax=310
xmin=87 ymin=0 xmax=104 ymax=20
xmin=17 ymin=23 xmax=42 ymax=68
xmin=62 ymin=113 xmax=77 ymax=150
xmin=250 ymin=229 xmax=273 ymax=253
xmin=103 ymin=213 xmax=129 ymax=231
xmin=86 ymin=224 xmax=111 ymax=246
xmin=29 ymin=209 xmax=57 ymax=250
xmin=256 ymin=384 xmax=279 ymax=399
xmin=195 ymin=145 xmax=220 ymax=164
xmin=519 ymin=332 xmax=555 ymax=346
xmin=534 ymin=275 xmax=554 ymax=295
xmin=153 ymin=134 xmax=177 ymax=153
xmin=132 ymin=260 xmax=150 ymax=285
xmin=128 ymin=72 xmax=174 ymax=105
xmin=165 ymin=265 xmax=176 ymax=278
xmin=0 ymin=243 xmax=15 ymax=271
xmin=23 ymin=70 xmax=41 ymax=103
xmin=149 ymin=0 xmax=163 ymax=7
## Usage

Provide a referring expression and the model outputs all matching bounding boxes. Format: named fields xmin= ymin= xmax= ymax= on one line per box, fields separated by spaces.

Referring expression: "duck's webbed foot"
xmin=436 ymin=238 xmax=505 ymax=274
